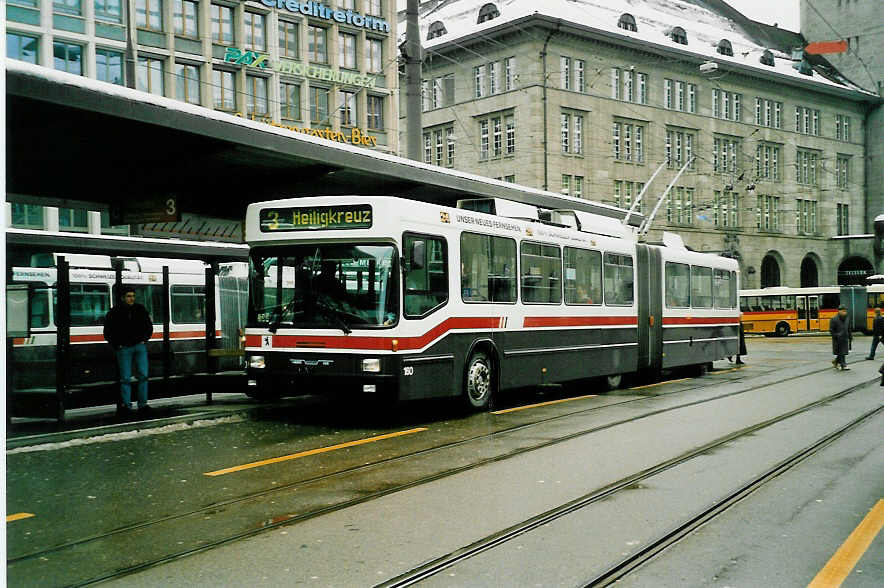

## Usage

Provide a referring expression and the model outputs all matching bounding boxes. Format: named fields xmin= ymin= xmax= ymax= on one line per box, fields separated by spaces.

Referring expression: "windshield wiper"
xmin=267 ymin=297 xmax=304 ymax=333
xmin=315 ymin=298 xmax=352 ymax=334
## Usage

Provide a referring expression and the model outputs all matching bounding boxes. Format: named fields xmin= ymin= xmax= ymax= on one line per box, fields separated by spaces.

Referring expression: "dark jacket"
xmin=103 ymin=303 xmax=153 ymax=348
xmin=829 ymin=313 xmax=851 ymax=356
xmin=873 ymin=314 xmax=884 ymax=338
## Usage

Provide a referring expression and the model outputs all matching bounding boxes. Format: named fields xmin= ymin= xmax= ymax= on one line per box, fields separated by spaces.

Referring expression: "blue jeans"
xmin=116 ymin=343 xmax=148 ymax=408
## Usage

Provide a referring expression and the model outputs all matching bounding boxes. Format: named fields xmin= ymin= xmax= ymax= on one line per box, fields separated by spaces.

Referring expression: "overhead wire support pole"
xmin=638 ymin=156 xmax=695 ymax=239
xmin=623 ymin=160 xmax=668 ymax=227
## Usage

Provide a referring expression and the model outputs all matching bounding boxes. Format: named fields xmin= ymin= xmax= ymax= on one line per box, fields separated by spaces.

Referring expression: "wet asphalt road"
xmin=5 ymin=335 xmax=884 ymax=587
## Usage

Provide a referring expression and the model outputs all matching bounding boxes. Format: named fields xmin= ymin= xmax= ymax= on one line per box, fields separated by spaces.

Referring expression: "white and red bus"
xmin=243 ymin=196 xmax=740 ymax=409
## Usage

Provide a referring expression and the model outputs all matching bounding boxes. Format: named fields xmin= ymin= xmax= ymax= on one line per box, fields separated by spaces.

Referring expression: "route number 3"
xmin=403 ymin=366 xmax=414 ymax=376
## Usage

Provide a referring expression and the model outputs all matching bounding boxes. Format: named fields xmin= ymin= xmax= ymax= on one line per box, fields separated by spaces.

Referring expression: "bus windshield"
xmin=249 ymin=244 xmax=398 ymax=330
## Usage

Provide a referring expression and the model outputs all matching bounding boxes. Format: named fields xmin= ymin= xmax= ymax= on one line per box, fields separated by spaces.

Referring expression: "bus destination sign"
xmin=260 ymin=204 xmax=373 ymax=232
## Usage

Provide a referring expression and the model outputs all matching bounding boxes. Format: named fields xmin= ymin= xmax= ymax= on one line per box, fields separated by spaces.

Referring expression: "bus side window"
xmin=665 ymin=262 xmax=690 ymax=308
xmin=171 ymin=285 xmax=206 ymax=323
xmin=64 ymin=283 xmax=110 ymax=326
xmin=821 ymin=293 xmax=839 ymax=310
xmin=134 ymin=284 xmax=165 ymax=323
xmin=404 ymin=234 xmax=448 ymax=317
xmin=30 ymin=284 xmax=51 ymax=328
xmin=690 ymin=266 xmax=713 ymax=309
xmin=564 ymin=247 xmax=601 ymax=305
xmin=461 ymin=233 xmax=516 ymax=303
xmin=604 ymin=253 xmax=634 ymax=306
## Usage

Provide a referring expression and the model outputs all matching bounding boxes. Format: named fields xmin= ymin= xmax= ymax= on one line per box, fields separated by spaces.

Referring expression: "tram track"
xmin=6 ymin=361 xmax=875 ymax=586
xmin=376 ymin=380 xmax=884 ymax=588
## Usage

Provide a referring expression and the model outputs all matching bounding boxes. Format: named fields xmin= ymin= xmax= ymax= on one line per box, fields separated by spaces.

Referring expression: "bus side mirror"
xmin=409 ymin=240 xmax=426 ymax=270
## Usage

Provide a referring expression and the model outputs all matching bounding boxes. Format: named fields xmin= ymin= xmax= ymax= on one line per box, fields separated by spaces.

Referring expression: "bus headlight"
xmin=361 ymin=358 xmax=381 ymax=373
xmin=249 ymin=355 xmax=266 ymax=369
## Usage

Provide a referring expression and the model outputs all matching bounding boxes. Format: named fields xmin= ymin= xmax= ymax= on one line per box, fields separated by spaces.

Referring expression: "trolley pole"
xmin=404 ymin=0 xmax=422 ymax=160
xmin=55 ymin=256 xmax=71 ymax=422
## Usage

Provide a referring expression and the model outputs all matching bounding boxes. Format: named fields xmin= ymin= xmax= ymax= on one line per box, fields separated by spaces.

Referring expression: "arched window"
xmin=670 ymin=26 xmax=688 ymax=45
xmin=618 ymin=13 xmax=637 ymax=32
xmin=760 ymin=50 xmax=775 ymax=66
xmin=717 ymin=39 xmax=733 ymax=56
xmin=477 ymin=3 xmax=499 ymax=24
xmin=800 ymin=256 xmax=819 ymax=287
xmin=427 ymin=21 xmax=447 ymax=40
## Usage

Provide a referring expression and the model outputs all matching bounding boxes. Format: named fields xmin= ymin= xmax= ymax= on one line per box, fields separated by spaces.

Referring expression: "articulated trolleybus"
xmin=243 ymin=196 xmax=740 ymax=408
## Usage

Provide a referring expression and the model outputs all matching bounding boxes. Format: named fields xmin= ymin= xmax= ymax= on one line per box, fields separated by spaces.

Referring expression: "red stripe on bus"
xmin=522 ymin=316 xmax=638 ymax=328
xmin=663 ymin=316 xmax=740 ymax=325
xmin=246 ymin=317 xmax=503 ymax=351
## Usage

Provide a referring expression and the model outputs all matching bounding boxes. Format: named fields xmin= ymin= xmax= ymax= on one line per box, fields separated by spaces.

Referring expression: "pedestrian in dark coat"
xmin=103 ymin=287 xmax=154 ymax=414
xmin=866 ymin=306 xmax=884 ymax=359
xmin=829 ymin=305 xmax=852 ymax=370
xmin=735 ymin=322 xmax=747 ymax=365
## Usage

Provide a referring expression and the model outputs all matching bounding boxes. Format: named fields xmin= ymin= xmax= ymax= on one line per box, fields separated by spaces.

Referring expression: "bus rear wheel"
xmin=775 ymin=322 xmax=791 ymax=337
xmin=463 ymin=351 xmax=494 ymax=410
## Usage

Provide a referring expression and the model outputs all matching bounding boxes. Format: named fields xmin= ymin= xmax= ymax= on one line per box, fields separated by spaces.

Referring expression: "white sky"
xmin=722 ymin=0 xmax=800 ymax=31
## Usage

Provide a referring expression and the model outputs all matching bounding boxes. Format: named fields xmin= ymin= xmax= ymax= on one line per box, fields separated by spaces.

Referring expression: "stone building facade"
xmin=401 ymin=0 xmax=881 ymax=287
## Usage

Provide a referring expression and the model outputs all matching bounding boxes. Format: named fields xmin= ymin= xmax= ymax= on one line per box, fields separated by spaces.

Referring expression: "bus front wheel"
xmin=775 ymin=322 xmax=791 ymax=337
xmin=463 ymin=351 xmax=494 ymax=410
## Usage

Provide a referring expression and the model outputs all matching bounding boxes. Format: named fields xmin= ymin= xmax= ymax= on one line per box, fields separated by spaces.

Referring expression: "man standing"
xmin=829 ymin=305 xmax=852 ymax=371
xmin=867 ymin=306 xmax=884 ymax=359
xmin=103 ymin=287 xmax=153 ymax=414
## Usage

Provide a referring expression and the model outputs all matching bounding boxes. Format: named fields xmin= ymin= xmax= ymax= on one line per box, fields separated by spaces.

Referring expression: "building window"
xmin=712 ymin=89 xmax=741 ymax=120
xmin=613 ymin=121 xmax=644 ymax=163
xmin=717 ymin=39 xmax=733 ymax=56
xmin=665 ymin=79 xmax=696 ymax=112
xmin=561 ymin=112 xmax=583 ymax=155
xmin=837 ymin=156 xmax=850 ymax=189
xmin=796 ymin=199 xmax=817 ymax=234
xmin=505 ymin=114 xmax=515 ymax=155
xmin=95 ymin=0 xmax=122 ymax=23
xmin=614 ymin=180 xmax=645 ymax=212
xmin=618 ymin=13 xmax=637 ymax=32
xmin=795 ymin=106 xmax=820 ymax=135
xmin=279 ymin=20 xmax=299 ymax=58
xmin=797 ymin=149 xmax=819 ymax=185
xmin=446 ymin=127 xmax=455 ymax=166
xmin=505 ymin=56 xmax=517 ymax=91
xmin=280 ymin=81 xmax=301 ymax=121
xmin=367 ymin=95 xmax=384 ymax=130
xmin=339 ymin=32 xmax=357 ymax=69
xmin=713 ymin=191 xmax=739 ymax=228
xmin=423 ymin=132 xmax=432 ymax=164
xmin=755 ymin=143 xmax=780 ymax=180
xmin=837 ymin=203 xmax=849 ymax=236
xmin=561 ymin=174 xmax=570 ymax=196
xmin=366 ymin=0 xmax=382 ymax=16
xmin=434 ymin=129 xmax=444 ymax=166
xmin=666 ymin=187 xmax=694 ymax=225
xmin=366 ymin=38 xmax=383 ymax=74
xmin=173 ymin=0 xmax=198 ymax=37
xmin=137 ymin=56 xmax=164 ymax=95
xmin=488 ymin=61 xmax=499 ymax=95
xmin=213 ymin=69 xmax=236 ymax=110
xmin=665 ymin=129 xmax=694 ymax=169
xmin=835 ymin=114 xmax=851 ymax=142
xmin=561 ymin=114 xmax=570 ymax=154
xmin=561 ymin=175 xmax=586 ymax=198
xmin=492 ymin=117 xmax=502 ymax=157
xmin=136 ymin=0 xmax=163 ymax=30
xmin=474 ymin=65 xmax=485 ymax=98
xmin=615 ymin=69 xmax=648 ymax=104
xmin=670 ymin=26 xmax=687 ymax=45
xmin=713 ymin=137 xmax=739 ymax=174
xmin=561 ymin=56 xmax=571 ymax=90
xmin=244 ymin=11 xmax=266 ymax=51
xmin=308 ymin=26 xmax=328 ymax=63
xmin=756 ymin=195 xmax=780 ymax=230
xmin=477 ymin=3 xmax=499 ymax=23
xmin=338 ymin=90 xmax=357 ymax=126
xmin=7 ymin=33 xmax=39 ymax=64
xmin=96 ymin=48 xmax=124 ymax=85
xmin=310 ymin=86 xmax=330 ymax=124
xmin=11 ymin=203 xmax=44 ymax=228
xmin=427 ymin=21 xmax=446 ymax=40
xmin=575 ymin=59 xmax=585 ymax=93
xmin=212 ymin=4 xmax=234 ymax=44
xmin=55 ymin=0 xmax=82 ymax=16
xmin=246 ymin=75 xmax=268 ymax=116
xmin=174 ymin=62 xmax=200 ymax=104
xmin=479 ymin=119 xmax=489 ymax=160
xmin=53 ymin=41 xmax=83 ymax=75
xmin=504 ymin=175 xmax=515 ymax=183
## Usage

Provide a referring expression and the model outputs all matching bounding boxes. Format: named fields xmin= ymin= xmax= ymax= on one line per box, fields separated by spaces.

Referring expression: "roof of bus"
xmin=246 ymin=196 xmax=739 ymax=270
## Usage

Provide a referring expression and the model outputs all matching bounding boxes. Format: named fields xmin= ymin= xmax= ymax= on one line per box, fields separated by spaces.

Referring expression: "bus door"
xmin=807 ymin=296 xmax=820 ymax=331
xmin=796 ymin=296 xmax=809 ymax=332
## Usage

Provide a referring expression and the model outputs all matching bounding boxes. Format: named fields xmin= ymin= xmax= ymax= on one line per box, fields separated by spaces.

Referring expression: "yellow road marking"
xmin=715 ymin=367 xmax=744 ymax=374
xmin=204 ymin=428 xmax=428 ymax=476
xmin=6 ymin=513 xmax=35 ymax=522
xmin=491 ymin=394 xmax=598 ymax=415
xmin=628 ymin=377 xmax=691 ymax=391
xmin=807 ymin=499 xmax=884 ymax=588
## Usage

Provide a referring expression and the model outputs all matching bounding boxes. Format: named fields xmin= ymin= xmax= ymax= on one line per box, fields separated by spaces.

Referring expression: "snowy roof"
xmin=400 ymin=0 xmax=876 ymax=96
